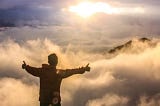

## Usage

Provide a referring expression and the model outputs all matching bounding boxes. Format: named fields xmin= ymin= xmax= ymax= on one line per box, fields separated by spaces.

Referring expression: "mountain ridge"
xmin=108 ymin=37 xmax=152 ymax=54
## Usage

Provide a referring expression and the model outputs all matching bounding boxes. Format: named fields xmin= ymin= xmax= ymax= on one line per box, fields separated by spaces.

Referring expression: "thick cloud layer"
xmin=0 ymin=0 xmax=160 ymax=42
xmin=0 ymin=78 xmax=38 ymax=106
xmin=0 ymin=38 xmax=160 ymax=106
xmin=0 ymin=0 xmax=160 ymax=37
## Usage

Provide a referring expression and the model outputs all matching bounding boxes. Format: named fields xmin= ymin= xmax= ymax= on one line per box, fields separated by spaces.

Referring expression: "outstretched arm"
xmin=22 ymin=61 xmax=42 ymax=77
xmin=58 ymin=64 xmax=90 ymax=78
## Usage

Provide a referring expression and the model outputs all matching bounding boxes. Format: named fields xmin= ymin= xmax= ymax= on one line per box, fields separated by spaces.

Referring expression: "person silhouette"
xmin=22 ymin=53 xmax=90 ymax=106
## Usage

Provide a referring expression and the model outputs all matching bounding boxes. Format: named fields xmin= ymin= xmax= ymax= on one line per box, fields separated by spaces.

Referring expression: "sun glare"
xmin=69 ymin=2 xmax=119 ymax=18
xmin=68 ymin=2 xmax=145 ymax=18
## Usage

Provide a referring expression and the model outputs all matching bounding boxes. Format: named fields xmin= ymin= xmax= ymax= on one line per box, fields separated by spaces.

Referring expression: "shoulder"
xmin=42 ymin=64 xmax=57 ymax=71
xmin=56 ymin=69 xmax=65 ymax=75
xmin=42 ymin=64 xmax=49 ymax=68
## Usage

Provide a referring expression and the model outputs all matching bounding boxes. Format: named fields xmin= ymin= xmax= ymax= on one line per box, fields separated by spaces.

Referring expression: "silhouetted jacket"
xmin=25 ymin=64 xmax=86 ymax=103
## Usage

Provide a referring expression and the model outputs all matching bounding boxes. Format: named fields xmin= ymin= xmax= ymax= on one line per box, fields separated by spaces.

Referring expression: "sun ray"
xmin=69 ymin=2 xmax=118 ymax=18
xmin=68 ymin=2 xmax=145 ymax=18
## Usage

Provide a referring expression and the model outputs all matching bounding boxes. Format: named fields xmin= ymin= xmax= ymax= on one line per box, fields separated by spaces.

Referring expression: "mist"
xmin=0 ymin=38 xmax=160 ymax=106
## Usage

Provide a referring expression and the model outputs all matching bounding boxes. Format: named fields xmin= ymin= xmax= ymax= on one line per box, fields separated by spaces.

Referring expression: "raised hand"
xmin=85 ymin=63 xmax=90 ymax=72
xmin=22 ymin=61 xmax=27 ymax=69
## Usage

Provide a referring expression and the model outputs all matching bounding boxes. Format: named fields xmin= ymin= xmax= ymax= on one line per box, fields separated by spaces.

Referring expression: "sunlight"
xmin=69 ymin=2 xmax=119 ymax=18
xmin=68 ymin=2 xmax=145 ymax=18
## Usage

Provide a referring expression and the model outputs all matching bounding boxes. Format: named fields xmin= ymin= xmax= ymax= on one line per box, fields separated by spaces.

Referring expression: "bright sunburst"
xmin=68 ymin=2 xmax=145 ymax=18
xmin=69 ymin=2 xmax=119 ymax=18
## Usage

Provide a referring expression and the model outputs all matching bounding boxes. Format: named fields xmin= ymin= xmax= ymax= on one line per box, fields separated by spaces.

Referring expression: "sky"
xmin=0 ymin=0 xmax=160 ymax=106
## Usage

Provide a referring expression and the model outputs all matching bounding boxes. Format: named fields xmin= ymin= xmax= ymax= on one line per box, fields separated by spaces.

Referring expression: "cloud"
xmin=86 ymin=94 xmax=128 ymax=106
xmin=0 ymin=0 xmax=59 ymax=9
xmin=0 ymin=78 xmax=38 ymax=106
xmin=0 ymin=0 xmax=67 ymax=27
xmin=138 ymin=94 xmax=160 ymax=106
xmin=0 ymin=0 xmax=160 ymax=47
xmin=0 ymin=1 xmax=160 ymax=106
xmin=0 ymin=0 xmax=160 ymax=35
xmin=0 ymin=6 xmax=58 ymax=27
xmin=0 ymin=37 xmax=160 ymax=106
xmin=61 ymin=39 xmax=160 ymax=106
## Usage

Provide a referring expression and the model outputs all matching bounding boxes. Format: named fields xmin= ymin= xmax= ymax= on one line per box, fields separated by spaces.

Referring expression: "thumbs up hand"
xmin=84 ymin=63 xmax=90 ymax=72
xmin=22 ymin=61 xmax=27 ymax=69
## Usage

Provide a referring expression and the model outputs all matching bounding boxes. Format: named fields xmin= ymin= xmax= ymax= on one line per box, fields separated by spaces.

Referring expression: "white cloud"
xmin=138 ymin=94 xmax=160 ymax=106
xmin=0 ymin=38 xmax=160 ymax=106
xmin=86 ymin=94 xmax=128 ymax=106
xmin=0 ymin=78 xmax=38 ymax=106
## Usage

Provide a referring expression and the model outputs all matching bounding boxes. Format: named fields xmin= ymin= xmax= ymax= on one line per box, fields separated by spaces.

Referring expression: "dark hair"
xmin=48 ymin=53 xmax=58 ymax=66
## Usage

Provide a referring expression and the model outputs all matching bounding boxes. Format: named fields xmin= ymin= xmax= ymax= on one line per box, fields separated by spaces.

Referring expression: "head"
xmin=48 ymin=53 xmax=58 ymax=66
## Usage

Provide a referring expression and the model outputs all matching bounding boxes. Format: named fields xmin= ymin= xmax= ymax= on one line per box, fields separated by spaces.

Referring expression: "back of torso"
xmin=40 ymin=66 xmax=62 ymax=92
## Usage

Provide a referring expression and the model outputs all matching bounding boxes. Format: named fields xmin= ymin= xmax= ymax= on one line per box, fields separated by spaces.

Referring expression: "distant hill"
xmin=108 ymin=37 xmax=153 ymax=54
